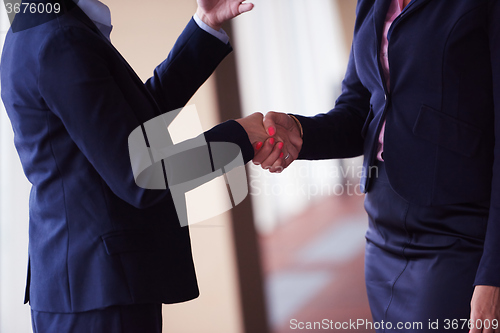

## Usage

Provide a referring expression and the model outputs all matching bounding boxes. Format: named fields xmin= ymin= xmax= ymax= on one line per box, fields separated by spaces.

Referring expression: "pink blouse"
xmin=377 ymin=0 xmax=405 ymax=161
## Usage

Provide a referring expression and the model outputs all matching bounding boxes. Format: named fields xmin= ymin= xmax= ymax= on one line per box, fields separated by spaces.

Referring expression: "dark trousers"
xmin=31 ymin=303 xmax=162 ymax=333
xmin=364 ymin=162 xmax=489 ymax=333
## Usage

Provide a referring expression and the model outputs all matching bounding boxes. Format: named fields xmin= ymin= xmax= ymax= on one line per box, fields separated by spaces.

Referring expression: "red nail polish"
xmin=278 ymin=142 xmax=284 ymax=150
xmin=269 ymin=138 xmax=275 ymax=145
xmin=268 ymin=127 xmax=276 ymax=136
xmin=280 ymin=152 xmax=284 ymax=158
xmin=256 ymin=142 xmax=263 ymax=150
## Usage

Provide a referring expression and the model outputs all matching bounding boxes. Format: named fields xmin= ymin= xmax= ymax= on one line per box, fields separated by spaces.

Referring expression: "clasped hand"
xmin=236 ymin=112 xmax=303 ymax=173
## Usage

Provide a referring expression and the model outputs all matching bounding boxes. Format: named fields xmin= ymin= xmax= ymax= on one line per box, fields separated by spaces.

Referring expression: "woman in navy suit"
xmin=258 ymin=0 xmax=500 ymax=331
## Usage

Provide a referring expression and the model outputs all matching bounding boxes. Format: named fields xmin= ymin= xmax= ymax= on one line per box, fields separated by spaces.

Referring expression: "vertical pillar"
xmin=214 ymin=22 xmax=270 ymax=333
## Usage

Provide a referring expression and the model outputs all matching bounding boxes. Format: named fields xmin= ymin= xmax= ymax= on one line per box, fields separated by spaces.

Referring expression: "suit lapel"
xmin=68 ymin=1 xmax=163 ymax=116
xmin=400 ymin=0 xmax=432 ymax=17
xmin=389 ymin=0 xmax=433 ymax=31
xmin=372 ymin=0 xmax=433 ymax=89
xmin=373 ymin=0 xmax=433 ymax=46
xmin=63 ymin=0 xmax=101 ymax=35
xmin=373 ymin=0 xmax=392 ymax=54
xmin=372 ymin=0 xmax=392 ymax=92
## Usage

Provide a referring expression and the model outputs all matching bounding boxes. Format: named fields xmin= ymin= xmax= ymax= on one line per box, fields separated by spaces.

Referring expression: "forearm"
xmin=474 ymin=0 xmax=500 ymax=288
xmin=294 ymin=109 xmax=366 ymax=160
xmin=204 ymin=120 xmax=255 ymax=163
xmin=144 ymin=18 xmax=232 ymax=113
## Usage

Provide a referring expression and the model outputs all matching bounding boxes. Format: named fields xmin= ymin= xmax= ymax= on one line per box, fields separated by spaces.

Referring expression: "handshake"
xmin=195 ymin=1 xmax=303 ymax=172
xmin=236 ymin=111 xmax=304 ymax=173
xmin=127 ymin=108 xmax=304 ymax=226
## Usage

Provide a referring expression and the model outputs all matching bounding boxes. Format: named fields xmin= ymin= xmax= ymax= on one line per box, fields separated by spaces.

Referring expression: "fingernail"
xmin=268 ymin=127 xmax=276 ymax=136
xmin=269 ymin=138 xmax=275 ymax=145
xmin=280 ymin=152 xmax=284 ymax=158
xmin=278 ymin=142 xmax=284 ymax=150
xmin=256 ymin=142 xmax=263 ymax=150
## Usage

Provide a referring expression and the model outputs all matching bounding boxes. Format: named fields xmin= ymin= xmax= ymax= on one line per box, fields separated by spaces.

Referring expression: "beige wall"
xmin=336 ymin=0 xmax=358 ymax=50
xmin=107 ymin=1 xmax=244 ymax=332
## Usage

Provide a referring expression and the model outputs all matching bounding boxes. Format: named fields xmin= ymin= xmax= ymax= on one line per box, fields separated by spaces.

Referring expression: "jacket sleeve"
xmin=293 ymin=45 xmax=372 ymax=160
xmin=474 ymin=0 xmax=500 ymax=287
xmin=144 ymin=18 xmax=232 ymax=113
xmin=38 ymin=21 xmax=252 ymax=209
xmin=143 ymin=19 xmax=254 ymax=162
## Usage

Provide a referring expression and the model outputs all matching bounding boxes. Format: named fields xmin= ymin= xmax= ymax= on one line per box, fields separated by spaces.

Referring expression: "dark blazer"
xmin=1 ymin=1 xmax=253 ymax=313
xmin=295 ymin=0 xmax=500 ymax=286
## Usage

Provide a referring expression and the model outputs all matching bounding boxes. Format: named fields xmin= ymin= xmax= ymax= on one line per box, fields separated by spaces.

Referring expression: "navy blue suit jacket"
xmin=1 ymin=1 xmax=253 ymax=312
xmin=295 ymin=0 xmax=500 ymax=286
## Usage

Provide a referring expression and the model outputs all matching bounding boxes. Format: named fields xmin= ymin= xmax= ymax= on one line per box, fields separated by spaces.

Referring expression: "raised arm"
xmin=144 ymin=0 xmax=254 ymax=113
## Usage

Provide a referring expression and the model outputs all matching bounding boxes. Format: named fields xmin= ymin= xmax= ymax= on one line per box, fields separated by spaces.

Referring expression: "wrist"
xmin=288 ymin=114 xmax=304 ymax=138
xmin=195 ymin=8 xmax=222 ymax=31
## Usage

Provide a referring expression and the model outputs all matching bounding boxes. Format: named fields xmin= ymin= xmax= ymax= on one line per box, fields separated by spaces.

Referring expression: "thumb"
xmin=239 ymin=2 xmax=254 ymax=14
xmin=263 ymin=111 xmax=288 ymax=136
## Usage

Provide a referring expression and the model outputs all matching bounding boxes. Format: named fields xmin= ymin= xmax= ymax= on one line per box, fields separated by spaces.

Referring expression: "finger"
xmin=470 ymin=326 xmax=482 ymax=333
xmin=277 ymin=137 xmax=299 ymax=167
xmin=269 ymin=152 xmax=286 ymax=173
xmin=285 ymin=142 xmax=300 ymax=162
xmin=483 ymin=317 xmax=497 ymax=333
xmin=263 ymin=111 xmax=290 ymax=136
xmin=269 ymin=132 xmax=299 ymax=169
xmin=270 ymin=135 xmax=289 ymax=171
xmin=282 ymin=151 xmax=297 ymax=169
xmin=261 ymin=141 xmax=284 ymax=170
xmin=239 ymin=2 xmax=254 ymax=14
xmin=470 ymin=315 xmax=482 ymax=333
xmin=262 ymin=112 xmax=277 ymax=136
xmin=485 ymin=320 xmax=498 ymax=333
xmin=252 ymin=137 xmax=275 ymax=166
xmin=254 ymin=141 xmax=263 ymax=152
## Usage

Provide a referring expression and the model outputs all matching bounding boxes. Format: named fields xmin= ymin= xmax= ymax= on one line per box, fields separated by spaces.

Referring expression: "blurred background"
xmin=0 ymin=0 xmax=372 ymax=332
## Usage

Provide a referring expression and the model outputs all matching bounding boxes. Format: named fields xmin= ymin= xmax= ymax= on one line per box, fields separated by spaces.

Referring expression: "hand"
xmin=252 ymin=111 xmax=303 ymax=173
xmin=470 ymin=285 xmax=500 ymax=333
xmin=196 ymin=0 xmax=254 ymax=31
xmin=235 ymin=113 xmax=285 ymax=169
